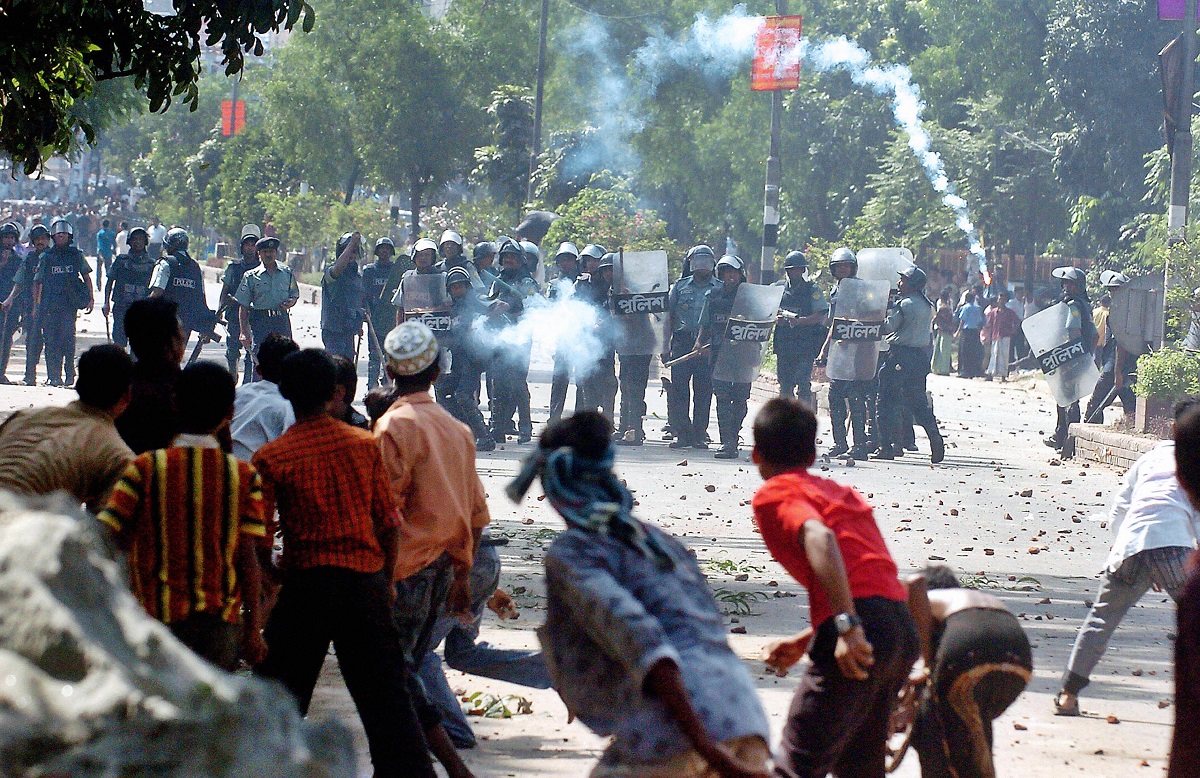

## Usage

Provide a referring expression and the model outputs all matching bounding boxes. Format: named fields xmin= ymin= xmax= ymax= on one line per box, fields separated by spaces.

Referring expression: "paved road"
xmin=0 ymin=282 xmax=1178 ymax=777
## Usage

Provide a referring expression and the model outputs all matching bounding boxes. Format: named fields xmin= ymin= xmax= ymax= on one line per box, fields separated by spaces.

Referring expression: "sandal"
xmin=1053 ymin=692 xmax=1080 ymax=717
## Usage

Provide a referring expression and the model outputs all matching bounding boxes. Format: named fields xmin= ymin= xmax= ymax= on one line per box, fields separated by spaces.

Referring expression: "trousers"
xmin=828 ymin=379 xmax=870 ymax=451
xmin=1062 ymin=546 xmax=1192 ymax=694
xmin=549 ymin=349 xmax=582 ymax=423
xmin=23 ymin=309 xmax=44 ymax=383
xmin=42 ymin=307 xmax=76 ymax=384
xmin=1054 ymin=401 xmax=1080 ymax=450
xmin=489 ymin=341 xmax=532 ymax=438
xmin=0 ymin=307 xmax=22 ymax=378
xmin=712 ymin=379 xmax=751 ymax=450
xmin=1084 ymin=359 xmax=1137 ymax=422
xmin=224 ymin=307 xmax=254 ymax=383
xmin=776 ymin=349 xmax=817 ymax=406
xmin=618 ymin=353 xmax=652 ymax=438
xmin=665 ymin=335 xmax=712 ymax=445
xmin=579 ymin=351 xmax=618 ymax=423
xmin=878 ymin=346 xmax=940 ymax=452
xmin=438 ymin=356 xmax=491 ymax=442
xmin=321 ymin=327 xmax=357 ymax=361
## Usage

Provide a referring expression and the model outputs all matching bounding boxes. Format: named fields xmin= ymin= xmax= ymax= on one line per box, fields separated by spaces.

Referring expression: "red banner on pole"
xmin=220 ymin=99 xmax=246 ymax=136
xmin=751 ymin=16 xmax=803 ymax=92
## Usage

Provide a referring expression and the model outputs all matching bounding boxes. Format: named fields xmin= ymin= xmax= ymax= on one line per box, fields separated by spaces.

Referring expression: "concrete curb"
xmin=1069 ymin=422 xmax=1161 ymax=470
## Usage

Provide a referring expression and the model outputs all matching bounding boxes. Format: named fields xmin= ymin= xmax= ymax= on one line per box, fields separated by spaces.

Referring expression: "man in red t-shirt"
xmin=751 ymin=398 xmax=918 ymax=778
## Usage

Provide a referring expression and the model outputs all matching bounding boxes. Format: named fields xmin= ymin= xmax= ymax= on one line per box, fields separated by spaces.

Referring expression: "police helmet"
xmin=374 ymin=237 xmax=396 ymax=255
xmin=1100 ymin=270 xmax=1130 ymax=289
xmin=579 ymin=244 xmax=607 ymax=261
xmin=597 ymin=253 xmax=617 ymax=271
xmin=0 ymin=222 xmax=20 ymax=240
xmin=412 ymin=237 xmax=439 ymax=256
xmin=164 ymin=227 xmax=189 ymax=252
xmin=256 ymin=236 xmax=281 ymax=251
xmin=1051 ymin=266 xmax=1086 ymax=284
xmin=240 ymin=224 xmax=262 ymax=243
xmin=899 ymin=265 xmax=928 ymax=290
xmin=472 ymin=241 xmax=496 ymax=262
xmin=783 ymin=251 xmax=809 ymax=270
xmin=715 ymin=254 xmax=746 ymax=281
xmin=438 ymin=230 xmax=463 ymax=248
xmin=686 ymin=244 xmax=716 ymax=261
xmin=336 ymin=232 xmax=362 ymax=258
xmin=446 ymin=266 xmax=472 ymax=287
xmin=829 ymin=247 xmax=857 ymax=268
xmin=127 ymin=227 xmax=149 ymax=245
xmin=50 ymin=218 xmax=74 ymax=238
xmin=28 ymin=224 xmax=50 ymax=240
xmin=520 ymin=240 xmax=540 ymax=263
xmin=496 ymin=237 xmax=523 ymax=258
xmin=554 ymin=242 xmax=579 ymax=262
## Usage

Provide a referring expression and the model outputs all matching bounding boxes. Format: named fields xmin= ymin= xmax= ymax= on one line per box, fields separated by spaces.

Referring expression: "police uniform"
xmin=106 ymin=248 xmax=156 ymax=347
xmin=34 ymin=243 xmax=91 ymax=385
xmin=877 ymin=285 xmax=943 ymax=462
xmin=232 ymin=261 xmax=298 ymax=348
xmin=825 ymin=281 xmax=872 ymax=458
xmin=13 ymin=245 xmax=46 ymax=385
xmin=321 ymin=259 xmax=365 ymax=360
xmin=773 ymin=275 xmax=828 ymax=405
xmin=1050 ymin=290 xmax=1097 ymax=450
xmin=699 ymin=282 xmax=748 ymax=456
xmin=220 ymin=251 xmax=260 ymax=378
xmin=441 ymin=272 xmax=494 ymax=447
xmin=152 ymin=249 xmax=215 ymax=345
xmin=1085 ymin=279 xmax=1137 ymax=422
xmin=574 ymin=272 xmax=618 ymax=423
xmin=0 ymin=243 xmax=23 ymax=381
xmin=665 ymin=272 xmax=719 ymax=447
xmin=487 ymin=266 xmax=540 ymax=442
xmin=547 ymin=267 xmax=582 ymax=424
xmin=361 ymin=257 xmax=402 ymax=388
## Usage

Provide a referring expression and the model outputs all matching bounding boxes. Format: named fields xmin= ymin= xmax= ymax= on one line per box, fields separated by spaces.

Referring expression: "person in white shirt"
xmin=1055 ymin=427 xmax=1200 ymax=716
xmin=114 ymin=221 xmax=129 ymax=258
xmin=146 ymin=217 xmax=167 ymax=258
xmin=229 ymin=334 xmax=298 ymax=461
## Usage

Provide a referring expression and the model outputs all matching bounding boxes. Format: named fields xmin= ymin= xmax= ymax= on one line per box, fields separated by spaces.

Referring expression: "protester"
xmin=905 ymin=565 xmax=1032 ymax=778
xmin=146 ymin=217 xmax=166 ymax=258
xmin=931 ymin=288 xmax=957 ymax=376
xmin=1055 ymin=403 xmax=1200 ymax=716
xmin=375 ymin=322 xmax=489 ymax=677
xmin=1168 ymin=400 xmax=1200 ymax=777
xmin=330 ymin=354 xmax=369 ymax=429
xmin=98 ymin=361 xmax=268 ymax=670
xmin=115 ymin=298 xmax=185 ymax=454
xmin=230 ymin=333 xmax=299 ymax=461
xmin=956 ymin=292 xmax=985 ymax=379
xmin=509 ymin=411 xmax=771 ymax=777
xmin=981 ymin=291 xmax=1020 ymax=382
xmin=752 ymin=397 xmax=918 ymax=777
xmin=0 ymin=344 xmax=133 ymax=512
xmin=95 ymin=218 xmax=116 ymax=292
xmin=250 ymin=349 xmax=440 ymax=778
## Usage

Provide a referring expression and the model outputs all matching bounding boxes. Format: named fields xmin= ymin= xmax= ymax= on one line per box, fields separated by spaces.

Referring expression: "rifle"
xmin=186 ymin=317 xmax=225 ymax=366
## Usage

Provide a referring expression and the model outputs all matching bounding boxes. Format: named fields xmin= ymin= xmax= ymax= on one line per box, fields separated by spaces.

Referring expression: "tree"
xmin=0 ymin=0 xmax=313 ymax=174
xmin=543 ymin=173 xmax=676 ymax=255
xmin=471 ymin=87 xmax=536 ymax=219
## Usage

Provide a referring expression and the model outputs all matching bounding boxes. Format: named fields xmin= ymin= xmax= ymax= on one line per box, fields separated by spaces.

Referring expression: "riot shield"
xmin=711 ymin=283 xmax=785 ymax=384
xmin=612 ymin=250 xmax=669 ymax=355
xmin=1108 ymin=274 xmax=1164 ymax=357
xmin=1022 ymin=302 xmax=1100 ymax=407
xmin=856 ymin=248 xmax=915 ymax=289
xmin=400 ymin=272 xmax=453 ymax=332
xmin=826 ymin=278 xmax=891 ymax=382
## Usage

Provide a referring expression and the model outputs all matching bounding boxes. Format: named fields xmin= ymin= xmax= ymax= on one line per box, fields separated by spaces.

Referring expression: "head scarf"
xmin=508 ymin=443 xmax=675 ymax=571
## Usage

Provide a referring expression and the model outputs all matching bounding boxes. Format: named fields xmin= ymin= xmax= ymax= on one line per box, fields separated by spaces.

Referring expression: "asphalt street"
xmin=0 ymin=280 xmax=1178 ymax=777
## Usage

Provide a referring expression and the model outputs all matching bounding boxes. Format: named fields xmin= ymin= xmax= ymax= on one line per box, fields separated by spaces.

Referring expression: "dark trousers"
xmin=878 ymin=346 xmax=940 ymax=452
xmin=1169 ymin=561 xmax=1200 ymax=778
xmin=23 ymin=309 xmax=44 ymax=383
xmin=42 ymin=307 xmax=76 ymax=384
xmin=548 ymin=349 xmax=581 ymax=423
xmin=617 ymin=353 xmax=652 ymax=438
xmin=393 ymin=554 xmax=456 ymax=667
xmin=1084 ymin=359 xmax=1136 ymax=422
xmin=257 ymin=567 xmax=435 ymax=778
xmin=438 ymin=359 xmax=491 ymax=442
xmin=828 ymin=379 xmax=870 ymax=451
xmin=777 ymin=348 xmax=817 ymax=406
xmin=665 ymin=342 xmax=713 ymax=445
xmin=775 ymin=597 xmax=919 ymax=778
xmin=322 ymin=327 xmax=357 ymax=361
xmin=579 ymin=351 xmax=618 ymax=423
xmin=367 ymin=311 xmax=391 ymax=389
xmin=1054 ymin=401 xmax=1080 ymax=449
xmin=248 ymin=309 xmax=292 ymax=349
xmin=712 ymin=379 xmax=751 ymax=450
xmin=959 ymin=329 xmax=984 ymax=377
xmin=0 ymin=307 xmax=21 ymax=377
xmin=169 ymin=612 xmax=241 ymax=671
xmin=224 ymin=307 xmax=254 ymax=382
xmin=112 ymin=303 xmax=132 ymax=348
xmin=490 ymin=342 xmax=532 ymax=438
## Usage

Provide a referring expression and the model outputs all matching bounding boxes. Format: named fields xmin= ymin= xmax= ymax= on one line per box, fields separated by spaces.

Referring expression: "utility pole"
xmin=528 ymin=0 xmax=550 ymax=204
xmin=1168 ymin=0 xmax=1198 ymax=243
xmin=755 ymin=0 xmax=788 ymax=285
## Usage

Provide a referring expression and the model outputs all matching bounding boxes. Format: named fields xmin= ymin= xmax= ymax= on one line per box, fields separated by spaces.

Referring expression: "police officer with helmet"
xmin=0 ymin=222 xmax=24 ymax=382
xmin=150 ymin=227 xmax=217 ymax=351
xmin=876 ymin=265 xmax=945 ymax=463
xmin=2 ymin=224 xmax=51 ymax=384
xmin=36 ymin=219 xmax=93 ymax=385
xmin=773 ymin=250 xmax=829 ymax=406
xmin=1083 ymin=270 xmax=1137 ymax=423
xmin=487 ymin=237 xmax=540 ymax=442
xmin=1045 ymin=266 xmax=1097 ymax=451
xmin=439 ymin=230 xmax=467 ymax=268
xmin=321 ymin=231 xmax=366 ymax=360
xmin=695 ymin=254 xmax=751 ymax=459
xmin=233 ymin=235 xmax=299 ymax=356
xmin=663 ymin=244 xmax=720 ymax=448
xmin=361 ymin=236 xmax=401 ymax=388
xmin=548 ymin=241 xmax=583 ymax=423
xmin=103 ymin=226 xmax=155 ymax=348
xmin=817 ymin=247 xmax=872 ymax=459
xmin=219 ymin=224 xmax=262 ymax=381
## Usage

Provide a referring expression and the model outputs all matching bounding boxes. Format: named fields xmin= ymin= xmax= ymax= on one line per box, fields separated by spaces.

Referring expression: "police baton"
xmin=102 ymin=307 xmax=111 ymax=342
xmin=363 ymin=313 xmax=386 ymax=362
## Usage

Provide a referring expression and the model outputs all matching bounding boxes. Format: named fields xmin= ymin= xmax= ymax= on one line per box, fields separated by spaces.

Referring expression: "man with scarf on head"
xmin=664 ymin=245 xmax=721 ymax=449
xmin=103 ymin=227 xmax=155 ymax=349
xmin=508 ymin=411 xmax=770 ymax=778
xmin=219 ymin=225 xmax=262 ymax=382
xmin=1045 ymin=266 xmax=1097 ymax=451
xmin=322 ymin=231 xmax=366 ymax=360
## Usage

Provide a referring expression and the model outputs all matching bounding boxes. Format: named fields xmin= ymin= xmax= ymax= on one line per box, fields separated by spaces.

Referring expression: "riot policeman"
xmin=1044 ymin=266 xmax=1097 ymax=451
xmin=103 ymin=227 xmax=155 ymax=348
xmin=817 ymin=248 xmax=872 ymax=459
xmin=520 ymin=240 xmax=544 ymax=286
xmin=876 ymin=266 xmax=944 ymax=463
xmin=233 ymin=236 xmax=298 ymax=356
xmin=1083 ymin=270 xmax=1137 ymax=423
xmin=548 ymin=241 xmax=582 ymax=423
xmin=150 ymin=228 xmax=217 ymax=351
xmin=322 ymin=231 xmax=366 ymax=360
xmin=443 ymin=265 xmax=495 ymax=450
xmin=439 ymin=230 xmax=467 ymax=269
xmin=472 ymin=241 xmax=498 ymax=284
xmin=696 ymin=255 xmax=749 ymax=459
xmin=2 ymin=224 xmax=50 ymax=385
xmin=664 ymin=245 xmax=720 ymax=448
xmin=487 ymin=238 xmax=540 ymax=442
xmin=773 ymin=251 xmax=829 ymax=406
xmin=35 ymin=219 xmax=93 ymax=386
xmin=219 ymin=224 xmax=262 ymax=381
xmin=0 ymin=223 xmax=24 ymax=382
xmin=575 ymin=250 xmax=618 ymax=423
xmin=361 ymin=237 xmax=401 ymax=388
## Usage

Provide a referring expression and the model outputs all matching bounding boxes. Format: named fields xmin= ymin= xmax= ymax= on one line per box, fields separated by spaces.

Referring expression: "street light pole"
xmin=756 ymin=0 xmax=788 ymax=286
xmin=528 ymin=0 xmax=550 ymax=204
xmin=1168 ymin=0 xmax=1198 ymax=242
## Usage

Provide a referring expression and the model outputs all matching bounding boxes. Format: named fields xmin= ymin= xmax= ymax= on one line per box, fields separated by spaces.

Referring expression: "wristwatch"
xmin=834 ymin=613 xmax=862 ymax=635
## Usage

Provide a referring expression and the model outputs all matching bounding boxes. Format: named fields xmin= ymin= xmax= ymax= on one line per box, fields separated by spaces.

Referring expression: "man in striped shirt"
xmin=99 ymin=361 xmax=268 ymax=670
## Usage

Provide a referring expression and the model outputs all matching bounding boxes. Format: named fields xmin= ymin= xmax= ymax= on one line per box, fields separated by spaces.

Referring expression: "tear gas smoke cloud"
xmin=564 ymin=6 xmax=989 ymax=275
